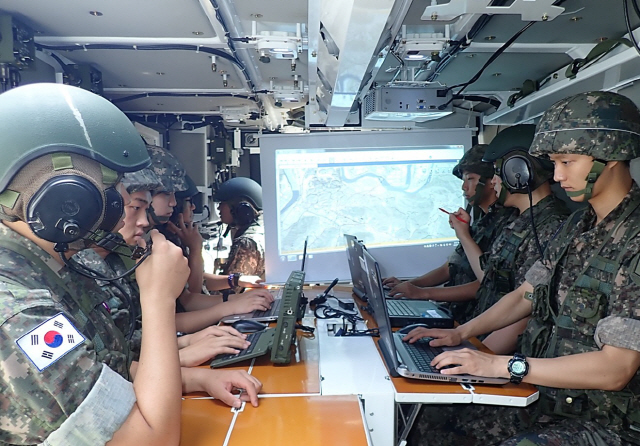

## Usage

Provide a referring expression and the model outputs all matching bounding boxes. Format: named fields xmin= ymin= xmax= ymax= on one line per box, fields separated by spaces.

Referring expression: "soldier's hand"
xmin=187 ymin=369 xmax=262 ymax=408
xmin=136 ymin=230 xmax=189 ymax=303
xmin=431 ymin=349 xmax=506 ymax=379
xmin=180 ymin=325 xmax=245 ymax=347
xmin=238 ymin=275 xmax=265 ymax=288
xmin=382 ymin=276 xmax=402 ymax=287
xmin=167 ymin=214 xmax=203 ymax=251
xmin=402 ymin=327 xmax=463 ymax=347
xmin=389 ymin=282 xmax=429 ymax=299
xmin=179 ymin=334 xmax=251 ymax=367
xmin=450 ymin=208 xmax=471 ymax=239
xmin=229 ymin=288 xmax=274 ymax=303
xmin=227 ymin=291 xmax=273 ymax=314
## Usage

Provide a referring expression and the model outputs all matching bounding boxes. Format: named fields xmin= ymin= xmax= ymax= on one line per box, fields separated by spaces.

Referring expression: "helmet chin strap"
xmin=496 ymin=183 xmax=509 ymax=205
xmin=469 ymin=177 xmax=489 ymax=207
xmin=565 ymin=160 xmax=606 ymax=201
xmin=147 ymin=205 xmax=170 ymax=225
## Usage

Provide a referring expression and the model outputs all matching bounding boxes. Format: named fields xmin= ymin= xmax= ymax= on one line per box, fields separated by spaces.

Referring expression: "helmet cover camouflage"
xmin=121 ymin=167 xmax=163 ymax=194
xmin=452 ymin=144 xmax=494 ymax=179
xmin=530 ymin=91 xmax=640 ymax=161
xmin=146 ymin=144 xmax=188 ymax=193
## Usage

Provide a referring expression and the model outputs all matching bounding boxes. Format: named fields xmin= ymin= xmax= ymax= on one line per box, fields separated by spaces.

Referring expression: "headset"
xmin=26 ymin=175 xmax=124 ymax=244
xmin=231 ymin=200 xmax=259 ymax=226
xmin=495 ymin=149 xmax=534 ymax=192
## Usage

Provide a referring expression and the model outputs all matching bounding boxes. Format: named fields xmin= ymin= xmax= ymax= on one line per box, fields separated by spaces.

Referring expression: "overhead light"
xmin=256 ymin=31 xmax=300 ymax=60
xmin=396 ymin=33 xmax=447 ymax=62
xmin=405 ymin=52 xmax=429 ymax=61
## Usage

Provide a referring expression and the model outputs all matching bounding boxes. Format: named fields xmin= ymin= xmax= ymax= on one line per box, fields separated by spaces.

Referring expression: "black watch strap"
xmin=508 ymin=352 xmax=529 ymax=384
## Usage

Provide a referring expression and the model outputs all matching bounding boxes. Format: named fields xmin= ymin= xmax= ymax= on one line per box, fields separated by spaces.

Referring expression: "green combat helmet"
xmin=146 ymin=144 xmax=188 ymax=193
xmin=452 ymin=143 xmax=493 ymax=206
xmin=483 ymin=124 xmax=553 ymax=199
xmin=0 ymin=83 xmax=149 ymax=195
xmin=530 ymin=90 xmax=640 ymax=200
xmin=0 ymin=83 xmax=149 ymax=245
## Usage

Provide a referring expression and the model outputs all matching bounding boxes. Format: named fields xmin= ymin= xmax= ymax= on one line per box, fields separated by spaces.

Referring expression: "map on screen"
xmin=275 ymin=146 xmax=465 ymax=260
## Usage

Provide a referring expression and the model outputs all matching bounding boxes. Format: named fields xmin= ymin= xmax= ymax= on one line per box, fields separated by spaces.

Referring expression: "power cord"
xmin=309 ymin=294 xmax=355 ymax=311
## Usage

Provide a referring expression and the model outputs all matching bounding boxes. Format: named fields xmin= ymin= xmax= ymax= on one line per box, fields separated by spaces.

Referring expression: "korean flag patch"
xmin=16 ymin=313 xmax=85 ymax=372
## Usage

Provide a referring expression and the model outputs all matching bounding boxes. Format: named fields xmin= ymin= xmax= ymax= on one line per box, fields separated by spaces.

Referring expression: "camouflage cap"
xmin=121 ymin=167 xmax=163 ymax=194
xmin=452 ymin=144 xmax=494 ymax=179
xmin=530 ymin=91 xmax=640 ymax=161
xmin=146 ymin=144 xmax=188 ymax=193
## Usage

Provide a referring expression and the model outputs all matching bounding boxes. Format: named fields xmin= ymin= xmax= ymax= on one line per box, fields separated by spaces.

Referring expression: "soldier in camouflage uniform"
xmin=203 ymin=177 xmax=266 ymax=297
xmin=0 ymin=84 xmax=262 ymax=446
xmin=131 ymin=154 xmax=273 ymax=333
xmin=385 ymin=144 xmax=517 ymax=324
xmin=75 ymin=167 xmax=253 ymax=364
xmin=452 ymin=125 xmax=569 ymax=341
xmin=404 ymin=91 xmax=640 ymax=446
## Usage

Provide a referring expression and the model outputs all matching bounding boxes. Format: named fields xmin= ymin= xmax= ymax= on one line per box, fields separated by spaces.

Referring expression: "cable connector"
xmin=338 ymin=300 xmax=355 ymax=311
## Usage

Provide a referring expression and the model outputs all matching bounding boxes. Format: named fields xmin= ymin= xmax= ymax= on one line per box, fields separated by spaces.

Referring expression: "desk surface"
xmin=181 ymin=286 xmax=538 ymax=446
xmin=180 ymin=395 xmax=369 ymax=446
xmin=247 ymin=328 xmax=321 ymax=395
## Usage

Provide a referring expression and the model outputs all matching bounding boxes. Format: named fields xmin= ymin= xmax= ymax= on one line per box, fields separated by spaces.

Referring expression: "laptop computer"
xmin=350 ymin=238 xmax=454 ymax=329
xmin=364 ymin=256 xmax=508 ymax=384
xmin=221 ymin=238 xmax=308 ymax=324
xmin=344 ymin=234 xmax=368 ymax=301
xmin=210 ymin=269 xmax=306 ymax=368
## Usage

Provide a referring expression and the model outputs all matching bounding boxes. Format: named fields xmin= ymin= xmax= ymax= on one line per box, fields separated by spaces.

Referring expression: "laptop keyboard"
xmin=387 ymin=299 xmax=420 ymax=316
xmin=253 ymin=299 xmax=282 ymax=318
xmin=215 ymin=331 xmax=262 ymax=361
xmin=403 ymin=338 xmax=444 ymax=373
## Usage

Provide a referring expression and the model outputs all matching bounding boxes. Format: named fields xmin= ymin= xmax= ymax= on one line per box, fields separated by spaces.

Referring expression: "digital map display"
xmin=275 ymin=146 xmax=465 ymax=258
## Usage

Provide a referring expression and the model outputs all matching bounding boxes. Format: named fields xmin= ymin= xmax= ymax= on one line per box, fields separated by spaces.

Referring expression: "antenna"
xmin=301 ymin=236 xmax=308 ymax=272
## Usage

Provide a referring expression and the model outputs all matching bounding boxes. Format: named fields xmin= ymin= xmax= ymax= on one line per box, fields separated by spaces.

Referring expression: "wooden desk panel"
xmin=229 ymin=396 xmax=369 ymax=446
xmin=180 ymin=398 xmax=234 ymax=445
xmin=248 ymin=330 xmax=320 ymax=395
xmin=470 ymin=382 xmax=539 ymax=407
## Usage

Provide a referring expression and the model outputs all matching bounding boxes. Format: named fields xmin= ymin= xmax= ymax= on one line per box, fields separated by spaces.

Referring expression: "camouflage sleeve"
xmin=44 ymin=364 xmax=135 ymax=446
xmin=524 ymin=259 xmax=552 ymax=287
xmin=0 ymin=291 xmax=131 ymax=445
xmin=226 ymin=237 xmax=264 ymax=278
xmin=593 ymin=257 xmax=640 ymax=351
xmin=594 ymin=316 xmax=640 ymax=351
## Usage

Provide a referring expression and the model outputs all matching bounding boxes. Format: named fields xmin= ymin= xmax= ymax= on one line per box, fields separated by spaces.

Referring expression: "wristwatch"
xmin=507 ymin=352 xmax=529 ymax=384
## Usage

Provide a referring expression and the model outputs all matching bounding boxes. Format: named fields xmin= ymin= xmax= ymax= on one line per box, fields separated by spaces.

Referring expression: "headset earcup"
xmin=502 ymin=156 xmax=533 ymax=191
xmin=100 ymin=186 xmax=124 ymax=232
xmin=27 ymin=175 xmax=103 ymax=243
xmin=232 ymin=201 xmax=257 ymax=226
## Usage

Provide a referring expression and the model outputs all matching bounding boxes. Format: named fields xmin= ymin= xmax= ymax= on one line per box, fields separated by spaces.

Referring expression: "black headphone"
xmin=500 ymin=154 xmax=534 ymax=191
xmin=231 ymin=200 xmax=258 ymax=226
xmin=26 ymin=175 xmax=123 ymax=244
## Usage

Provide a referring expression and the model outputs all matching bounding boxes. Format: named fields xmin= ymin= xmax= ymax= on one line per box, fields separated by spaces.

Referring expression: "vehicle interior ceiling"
xmin=2 ymin=0 xmax=640 ymax=188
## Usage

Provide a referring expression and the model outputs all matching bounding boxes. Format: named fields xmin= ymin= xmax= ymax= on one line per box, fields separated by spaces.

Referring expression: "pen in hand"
xmin=438 ymin=207 xmax=469 ymax=224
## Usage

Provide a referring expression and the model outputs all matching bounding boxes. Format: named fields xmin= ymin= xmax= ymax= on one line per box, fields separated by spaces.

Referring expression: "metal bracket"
xmin=422 ymin=0 xmax=565 ymax=22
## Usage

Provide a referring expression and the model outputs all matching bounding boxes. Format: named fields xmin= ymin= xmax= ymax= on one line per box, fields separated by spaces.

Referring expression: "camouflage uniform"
xmin=73 ymin=249 xmax=143 ymax=361
xmin=410 ymin=92 xmax=640 ymax=446
xmin=221 ymin=215 xmax=266 ymax=294
xmin=447 ymin=202 xmax=517 ymax=323
xmin=0 ymin=225 xmax=135 ymax=445
xmin=471 ymin=195 xmax=569 ymax=323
